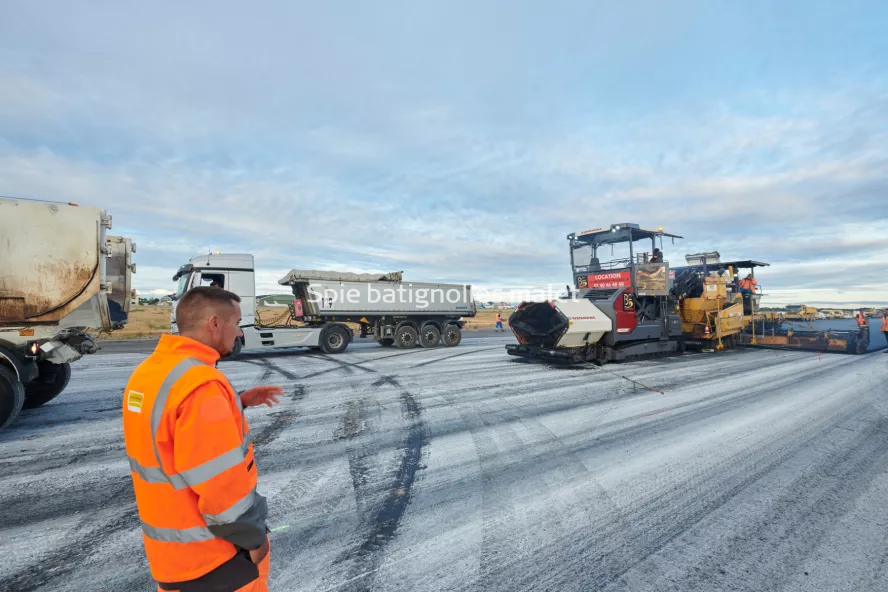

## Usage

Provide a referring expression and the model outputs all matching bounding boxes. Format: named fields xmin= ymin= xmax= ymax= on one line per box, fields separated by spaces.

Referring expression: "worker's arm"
xmin=173 ymin=381 xmax=268 ymax=551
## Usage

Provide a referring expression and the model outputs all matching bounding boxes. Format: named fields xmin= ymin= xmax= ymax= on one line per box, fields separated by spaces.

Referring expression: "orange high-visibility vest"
xmin=882 ymin=316 xmax=888 ymax=332
xmin=739 ymin=278 xmax=757 ymax=291
xmin=857 ymin=313 xmax=867 ymax=326
xmin=123 ymin=334 xmax=266 ymax=586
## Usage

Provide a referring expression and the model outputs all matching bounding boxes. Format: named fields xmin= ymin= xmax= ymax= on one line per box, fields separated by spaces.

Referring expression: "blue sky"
xmin=1 ymin=1 xmax=887 ymax=306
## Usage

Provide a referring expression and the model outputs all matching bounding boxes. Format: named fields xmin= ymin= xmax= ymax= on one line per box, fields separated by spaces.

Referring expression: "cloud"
xmin=0 ymin=1 xmax=887 ymax=308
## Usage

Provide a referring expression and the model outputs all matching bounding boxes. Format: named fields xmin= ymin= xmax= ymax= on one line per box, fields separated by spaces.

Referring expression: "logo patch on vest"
xmin=127 ymin=390 xmax=145 ymax=413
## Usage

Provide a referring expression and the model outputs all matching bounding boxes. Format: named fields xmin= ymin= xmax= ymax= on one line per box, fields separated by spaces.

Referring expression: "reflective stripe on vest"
xmin=141 ymin=521 xmax=216 ymax=543
xmin=130 ymin=357 xmax=253 ymax=544
xmin=203 ymin=488 xmax=256 ymax=526
xmin=129 ymin=432 xmax=253 ymax=489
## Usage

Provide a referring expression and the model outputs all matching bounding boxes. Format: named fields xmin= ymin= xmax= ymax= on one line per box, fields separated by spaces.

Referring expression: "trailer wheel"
xmin=442 ymin=324 xmax=462 ymax=347
xmin=420 ymin=325 xmax=441 ymax=348
xmin=395 ymin=325 xmax=418 ymax=349
xmin=22 ymin=362 xmax=72 ymax=409
xmin=320 ymin=325 xmax=349 ymax=354
xmin=0 ymin=365 xmax=25 ymax=430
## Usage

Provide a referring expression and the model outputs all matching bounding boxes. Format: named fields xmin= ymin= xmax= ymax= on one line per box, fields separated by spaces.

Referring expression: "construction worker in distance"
xmin=856 ymin=309 xmax=868 ymax=327
xmin=649 ymin=248 xmax=663 ymax=263
xmin=881 ymin=310 xmax=888 ymax=352
xmin=738 ymin=273 xmax=758 ymax=296
xmin=495 ymin=311 xmax=504 ymax=332
xmin=123 ymin=286 xmax=283 ymax=592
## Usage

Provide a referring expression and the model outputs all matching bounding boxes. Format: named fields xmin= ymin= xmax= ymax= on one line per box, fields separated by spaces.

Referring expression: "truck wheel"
xmin=320 ymin=325 xmax=349 ymax=354
xmin=23 ymin=362 xmax=72 ymax=409
xmin=442 ymin=324 xmax=462 ymax=347
xmin=419 ymin=325 xmax=441 ymax=348
xmin=378 ymin=338 xmax=395 ymax=347
xmin=395 ymin=325 xmax=418 ymax=349
xmin=0 ymin=365 xmax=25 ymax=430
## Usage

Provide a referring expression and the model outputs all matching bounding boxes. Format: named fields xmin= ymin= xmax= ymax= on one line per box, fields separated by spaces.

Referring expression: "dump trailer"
xmin=171 ymin=254 xmax=475 ymax=355
xmin=0 ymin=197 xmax=136 ymax=430
xmin=507 ymin=223 xmax=685 ymax=364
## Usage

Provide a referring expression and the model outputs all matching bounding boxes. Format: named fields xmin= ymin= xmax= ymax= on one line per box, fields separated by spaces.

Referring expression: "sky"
xmin=1 ymin=0 xmax=887 ymax=307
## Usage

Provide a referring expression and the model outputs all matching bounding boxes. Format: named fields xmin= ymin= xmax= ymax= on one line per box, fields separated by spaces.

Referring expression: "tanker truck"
xmin=171 ymin=253 xmax=475 ymax=355
xmin=0 ymin=197 xmax=136 ymax=430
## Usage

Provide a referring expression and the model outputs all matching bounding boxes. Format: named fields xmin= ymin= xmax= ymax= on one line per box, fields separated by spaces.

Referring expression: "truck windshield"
xmin=572 ymin=243 xmax=638 ymax=272
xmin=176 ymin=273 xmax=192 ymax=297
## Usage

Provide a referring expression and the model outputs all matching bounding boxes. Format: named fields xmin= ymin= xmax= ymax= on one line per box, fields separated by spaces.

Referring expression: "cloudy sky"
xmin=1 ymin=1 xmax=886 ymax=306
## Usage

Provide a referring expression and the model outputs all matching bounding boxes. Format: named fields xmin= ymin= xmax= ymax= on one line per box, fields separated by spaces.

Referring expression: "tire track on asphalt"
xmin=547 ymin=386 xmax=873 ymax=591
xmin=411 ymin=346 xmax=502 ymax=368
xmin=667 ymin=410 xmax=888 ymax=591
xmin=3 ymin=481 xmax=139 ymax=592
xmin=338 ymin=377 xmax=429 ymax=592
xmin=492 ymin=394 xmax=636 ymax=592
xmin=239 ymin=357 xmax=302 ymax=381
xmin=440 ymin=392 xmax=520 ymax=592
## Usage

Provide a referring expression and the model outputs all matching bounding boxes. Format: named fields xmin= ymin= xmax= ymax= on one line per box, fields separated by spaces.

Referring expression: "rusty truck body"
xmin=0 ymin=197 xmax=136 ymax=430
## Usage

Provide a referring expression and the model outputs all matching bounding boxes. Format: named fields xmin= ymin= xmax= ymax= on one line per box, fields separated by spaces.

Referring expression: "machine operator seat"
xmin=589 ymin=257 xmax=601 ymax=271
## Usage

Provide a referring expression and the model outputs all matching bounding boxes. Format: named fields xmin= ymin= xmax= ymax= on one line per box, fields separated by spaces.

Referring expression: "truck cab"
xmin=171 ymin=253 xmax=257 ymax=334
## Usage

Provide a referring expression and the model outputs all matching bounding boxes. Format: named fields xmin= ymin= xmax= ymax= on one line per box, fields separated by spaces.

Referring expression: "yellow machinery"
xmin=679 ymin=275 xmax=747 ymax=349
xmin=673 ymin=255 xmax=868 ymax=354
xmin=747 ymin=314 xmax=868 ymax=354
xmin=819 ymin=309 xmax=845 ymax=320
xmin=673 ymin=255 xmax=767 ymax=350
xmin=783 ymin=304 xmax=818 ymax=322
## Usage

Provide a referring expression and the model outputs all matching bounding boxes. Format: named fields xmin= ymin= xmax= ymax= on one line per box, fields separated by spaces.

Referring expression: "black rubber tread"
xmin=23 ymin=362 xmax=71 ymax=410
xmin=0 ymin=364 xmax=25 ymax=430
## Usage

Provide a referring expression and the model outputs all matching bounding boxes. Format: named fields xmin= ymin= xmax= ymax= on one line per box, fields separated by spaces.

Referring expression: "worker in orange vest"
xmin=123 ymin=286 xmax=283 ymax=591
xmin=856 ymin=309 xmax=868 ymax=327
xmin=495 ymin=312 xmax=504 ymax=332
xmin=882 ymin=310 xmax=888 ymax=351
xmin=738 ymin=274 xmax=758 ymax=295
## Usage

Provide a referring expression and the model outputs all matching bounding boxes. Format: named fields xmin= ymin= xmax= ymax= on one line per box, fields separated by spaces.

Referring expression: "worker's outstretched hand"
xmin=240 ymin=386 xmax=283 ymax=408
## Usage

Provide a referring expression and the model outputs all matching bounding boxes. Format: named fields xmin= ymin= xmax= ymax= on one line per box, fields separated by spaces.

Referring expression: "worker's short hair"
xmin=175 ymin=286 xmax=241 ymax=333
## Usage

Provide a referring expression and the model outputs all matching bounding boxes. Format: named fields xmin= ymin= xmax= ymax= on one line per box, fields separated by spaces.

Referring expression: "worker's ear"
xmin=206 ymin=313 xmax=221 ymax=333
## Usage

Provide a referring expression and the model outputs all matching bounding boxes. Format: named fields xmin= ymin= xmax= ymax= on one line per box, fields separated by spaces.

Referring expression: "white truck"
xmin=171 ymin=253 xmax=476 ymax=355
xmin=0 ymin=197 xmax=136 ymax=430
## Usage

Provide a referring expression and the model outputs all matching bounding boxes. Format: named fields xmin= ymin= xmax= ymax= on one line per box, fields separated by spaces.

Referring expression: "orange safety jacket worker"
xmin=857 ymin=312 xmax=867 ymax=326
xmin=123 ymin=334 xmax=268 ymax=590
xmin=882 ymin=316 xmax=888 ymax=333
xmin=738 ymin=278 xmax=757 ymax=292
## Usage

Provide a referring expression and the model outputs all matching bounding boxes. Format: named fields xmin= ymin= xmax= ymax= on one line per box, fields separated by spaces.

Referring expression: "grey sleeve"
xmin=207 ymin=492 xmax=269 ymax=550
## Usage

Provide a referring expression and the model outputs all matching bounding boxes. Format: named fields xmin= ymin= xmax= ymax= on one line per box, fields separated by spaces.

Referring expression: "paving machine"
xmin=506 ymin=223 xmax=685 ymax=364
xmin=506 ymin=222 xmax=871 ymax=365
xmin=745 ymin=314 xmax=869 ymax=354
xmin=670 ymin=253 xmax=768 ymax=350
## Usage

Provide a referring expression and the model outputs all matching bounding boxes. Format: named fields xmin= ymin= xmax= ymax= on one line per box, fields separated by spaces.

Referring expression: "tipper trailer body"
xmin=171 ymin=254 xmax=475 ymax=355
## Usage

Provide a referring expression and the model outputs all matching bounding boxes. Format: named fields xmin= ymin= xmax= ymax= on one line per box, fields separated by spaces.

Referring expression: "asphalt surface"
xmin=93 ymin=328 xmax=512 ymax=355
xmin=1 ymin=334 xmax=888 ymax=591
